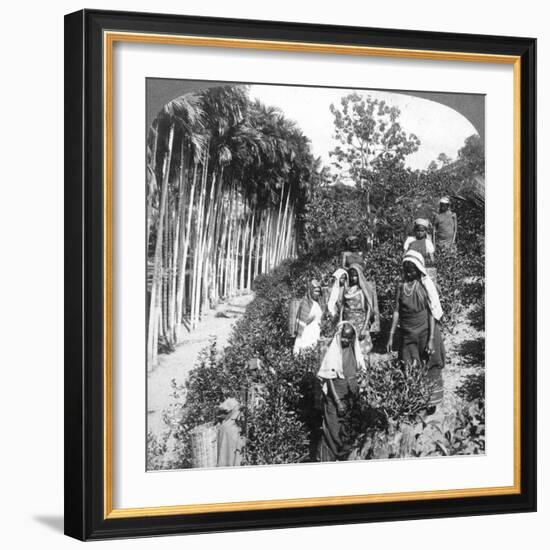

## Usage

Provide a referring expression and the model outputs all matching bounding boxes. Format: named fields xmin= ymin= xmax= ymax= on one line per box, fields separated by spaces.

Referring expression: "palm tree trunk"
xmin=176 ymin=158 xmax=198 ymax=329
xmin=254 ymin=209 xmax=262 ymax=278
xmin=147 ymin=123 xmax=174 ymax=367
xmin=273 ymin=184 xmax=285 ymax=264
xmin=191 ymin=146 xmax=209 ymax=329
xmin=223 ymin=182 xmax=236 ymax=297
xmin=190 ymin=159 xmax=205 ymax=329
xmin=146 ymin=121 xmax=159 ymax=253
xmin=284 ymin=204 xmax=295 ymax=258
xmin=209 ymin=166 xmax=225 ymax=304
xmin=162 ymin=212 xmax=170 ymax=344
xmin=233 ymin=220 xmax=242 ymax=295
xmin=262 ymin=208 xmax=271 ymax=274
xmin=239 ymin=206 xmax=250 ymax=291
xmin=170 ymin=140 xmax=186 ymax=341
xmin=246 ymin=208 xmax=256 ymax=290
xmin=275 ymin=184 xmax=290 ymax=264
xmin=200 ymin=165 xmax=223 ymax=311
xmin=216 ymin=193 xmax=229 ymax=299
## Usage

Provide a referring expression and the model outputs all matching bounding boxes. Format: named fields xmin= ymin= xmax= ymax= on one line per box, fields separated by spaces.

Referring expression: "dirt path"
xmin=147 ymin=293 xmax=254 ymax=438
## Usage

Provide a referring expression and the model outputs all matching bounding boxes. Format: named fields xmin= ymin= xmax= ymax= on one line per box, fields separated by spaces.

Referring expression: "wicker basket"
xmin=426 ymin=267 xmax=437 ymax=283
xmin=189 ymin=422 xmax=218 ymax=469
xmin=317 ymin=337 xmax=331 ymax=363
xmin=288 ymin=298 xmax=301 ymax=336
xmin=366 ymin=279 xmax=380 ymax=332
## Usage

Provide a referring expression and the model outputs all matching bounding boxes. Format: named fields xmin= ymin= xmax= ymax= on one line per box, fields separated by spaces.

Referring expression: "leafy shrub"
xmin=302 ymin=184 xmax=370 ymax=256
xmin=240 ymin=399 xmax=310 ymax=465
xmin=359 ymin=358 xmax=434 ymax=426
xmin=146 ymin=430 xmax=169 ymax=470
xmin=446 ymin=398 xmax=485 ymax=455
xmin=456 ymin=370 xmax=485 ymax=402
xmin=158 ymin=229 xmax=485 ymax=466
xmin=152 ymin=135 xmax=486 ymax=465
xmin=302 ymin=159 xmax=485 ymax=328
xmin=161 ymin=264 xmax=329 ymax=467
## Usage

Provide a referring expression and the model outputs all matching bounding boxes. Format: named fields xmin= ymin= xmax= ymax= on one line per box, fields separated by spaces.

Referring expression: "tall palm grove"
xmin=146 ymin=85 xmax=321 ymax=367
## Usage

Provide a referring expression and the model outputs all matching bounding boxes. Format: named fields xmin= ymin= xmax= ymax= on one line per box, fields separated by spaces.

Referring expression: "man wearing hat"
xmin=433 ymin=196 xmax=457 ymax=251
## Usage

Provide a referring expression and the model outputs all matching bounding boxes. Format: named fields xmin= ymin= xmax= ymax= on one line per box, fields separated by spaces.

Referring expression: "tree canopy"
xmin=329 ymin=93 xmax=420 ymax=208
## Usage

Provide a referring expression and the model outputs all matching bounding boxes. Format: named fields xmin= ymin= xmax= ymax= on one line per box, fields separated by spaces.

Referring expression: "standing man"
xmin=433 ymin=196 xmax=457 ymax=251
xmin=341 ymin=235 xmax=365 ymax=269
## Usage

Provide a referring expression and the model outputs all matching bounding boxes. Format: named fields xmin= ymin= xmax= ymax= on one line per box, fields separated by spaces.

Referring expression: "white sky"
xmin=249 ymin=84 xmax=478 ymax=172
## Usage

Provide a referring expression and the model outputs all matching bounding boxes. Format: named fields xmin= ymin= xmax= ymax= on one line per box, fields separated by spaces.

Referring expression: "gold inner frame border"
xmin=103 ymin=30 xmax=522 ymax=520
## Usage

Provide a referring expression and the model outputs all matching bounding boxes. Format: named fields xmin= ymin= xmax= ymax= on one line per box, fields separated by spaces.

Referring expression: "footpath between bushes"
xmin=147 ymin=293 xmax=254 ymax=439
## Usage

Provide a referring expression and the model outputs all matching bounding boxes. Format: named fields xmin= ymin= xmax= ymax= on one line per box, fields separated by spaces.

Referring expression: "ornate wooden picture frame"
xmin=64 ymin=9 xmax=536 ymax=540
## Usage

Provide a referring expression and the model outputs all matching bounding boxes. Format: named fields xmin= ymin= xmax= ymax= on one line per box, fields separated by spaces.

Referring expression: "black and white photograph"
xmin=145 ymin=79 xmax=486 ymax=470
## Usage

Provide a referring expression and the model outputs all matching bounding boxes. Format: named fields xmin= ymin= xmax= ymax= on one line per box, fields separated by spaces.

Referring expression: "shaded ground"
xmin=148 ymin=295 xmax=484 ymax=465
xmin=443 ymin=308 xmax=485 ymax=401
xmin=147 ymin=293 xmax=254 ymax=439
xmin=347 ymin=304 xmax=485 ymax=460
xmin=369 ymin=304 xmax=485 ymax=428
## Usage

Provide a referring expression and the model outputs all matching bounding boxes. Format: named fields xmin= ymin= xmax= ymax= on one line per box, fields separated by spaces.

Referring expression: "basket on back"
xmin=189 ymin=422 xmax=218 ymax=468
xmin=287 ymin=298 xmax=301 ymax=336
xmin=366 ymin=279 xmax=380 ymax=332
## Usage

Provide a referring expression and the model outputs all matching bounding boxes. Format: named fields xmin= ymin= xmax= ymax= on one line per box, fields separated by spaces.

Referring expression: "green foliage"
xmin=166 ymin=262 xmax=330 ymax=467
xmin=146 ymin=430 xmax=169 ymax=470
xmin=153 ymin=237 xmax=485 ymax=466
xmin=150 ymin=99 xmax=486 ymax=468
xmin=359 ymin=358 xmax=433 ymax=425
xmin=446 ymin=398 xmax=485 ymax=455
xmin=149 ymin=84 xmax=328 ymax=251
xmin=329 ymin=93 xmax=421 ymax=186
xmin=456 ymin=370 xmax=485 ymax=402
xmin=303 ymin=135 xmax=485 ymax=329
xmin=302 ymin=184 xmax=370 ymax=255
xmin=457 ymin=134 xmax=485 ymax=177
xmin=240 ymin=392 xmax=310 ymax=465
xmin=413 ymin=397 xmax=486 ymax=457
xmin=183 ymin=340 xmax=244 ymax=428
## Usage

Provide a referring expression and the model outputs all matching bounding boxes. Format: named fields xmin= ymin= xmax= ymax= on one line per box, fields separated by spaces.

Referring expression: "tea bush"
xmin=164 ymin=263 xmax=331 ymax=467
xmin=155 ymin=138 xmax=486 ymax=467
xmin=359 ymin=358 xmax=434 ymax=425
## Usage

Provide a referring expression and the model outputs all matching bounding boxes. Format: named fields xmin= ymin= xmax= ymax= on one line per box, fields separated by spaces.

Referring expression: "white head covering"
xmin=219 ymin=397 xmax=239 ymax=412
xmin=402 ymin=251 xmax=443 ymax=321
xmin=439 ymin=196 xmax=450 ymax=204
xmin=327 ymin=268 xmax=348 ymax=317
xmin=317 ymin=322 xmax=366 ymax=382
xmin=402 ymin=249 xmax=427 ymax=276
xmin=218 ymin=397 xmax=241 ymax=420
xmin=414 ymin=218 xmax=430 ymax=229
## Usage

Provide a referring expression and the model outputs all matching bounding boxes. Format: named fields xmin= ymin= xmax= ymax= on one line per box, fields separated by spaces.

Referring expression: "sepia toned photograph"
xmin=145 ymin=79 xmax=485 ymax=471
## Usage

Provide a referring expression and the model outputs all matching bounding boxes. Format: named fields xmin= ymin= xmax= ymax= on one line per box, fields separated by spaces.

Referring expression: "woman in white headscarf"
xmin=293 ymin=279 xmax=324 ymax=355
xmin=404 ymin=218 xmax=435 ymax=266
xmin=327 ymin=268 xmax=348 ymax=319
xmin=386 ymin=250 xmax=445 ymax=409
xmin=216 ymin=398 xmax=245 ymax=467
xmin=317 ymin=321 xmax=365 ymax=461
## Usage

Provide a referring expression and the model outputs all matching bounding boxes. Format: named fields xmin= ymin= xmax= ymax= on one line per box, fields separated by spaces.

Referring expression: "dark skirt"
xmin=399 ymin=310 xmax=445 ymax=406
xmin=318 ymin=377 xmax=359 ymax=462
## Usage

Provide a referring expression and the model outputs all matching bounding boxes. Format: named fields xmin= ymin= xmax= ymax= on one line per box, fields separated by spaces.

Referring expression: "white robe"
xmin=293 ymin=300 xmax=323 ymax=354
